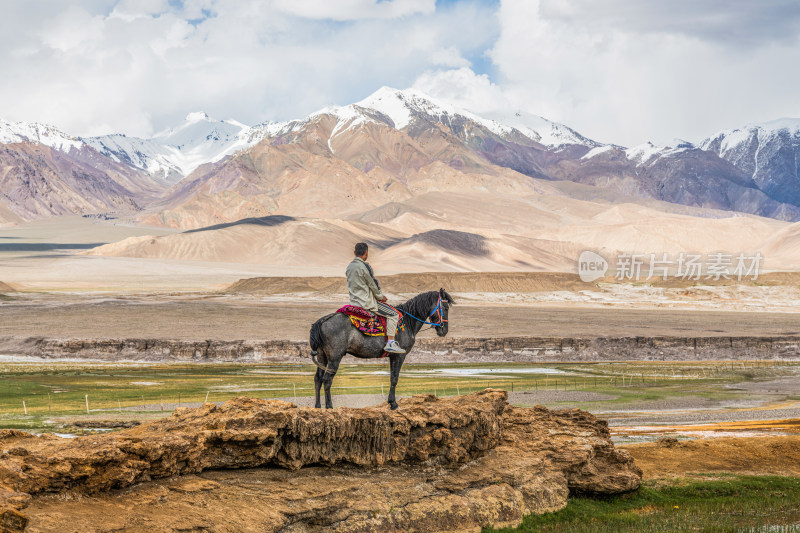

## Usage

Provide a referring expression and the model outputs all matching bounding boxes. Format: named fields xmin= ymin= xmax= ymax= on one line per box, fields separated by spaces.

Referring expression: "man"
xmin=345 ymin=242 xmax=405 ymax=354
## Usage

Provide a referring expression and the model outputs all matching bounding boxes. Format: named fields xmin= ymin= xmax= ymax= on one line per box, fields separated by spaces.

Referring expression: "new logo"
xmin=578 ymin=250 xmax=608 ymax=282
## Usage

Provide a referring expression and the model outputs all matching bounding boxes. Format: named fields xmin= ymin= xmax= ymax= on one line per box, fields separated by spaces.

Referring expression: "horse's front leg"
xmin=387 ymin=353 xmax=406 ymax=410
xmin=322 ymin=357 xmax=342 ymax=409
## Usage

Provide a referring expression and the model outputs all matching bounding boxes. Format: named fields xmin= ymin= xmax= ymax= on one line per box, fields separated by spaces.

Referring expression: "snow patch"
xmin=356 ymin=86 xmax=412 ymax=129
xmin=625 ymin=142 xmax=663 ymax=164
xmin=581 ymin=145 xmax=615 ymax=160
xmin=185 ymin=111 xmax=210 ymax=122
xmin=756 ymin=117 xmax=800 ymax=133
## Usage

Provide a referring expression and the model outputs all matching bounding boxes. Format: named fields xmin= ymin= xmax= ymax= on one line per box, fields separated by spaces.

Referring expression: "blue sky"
xmin=0 ymin=0 xmax=798 ymax=146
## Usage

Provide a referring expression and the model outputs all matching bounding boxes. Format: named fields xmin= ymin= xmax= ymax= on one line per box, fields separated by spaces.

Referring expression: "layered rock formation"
xmin=3 ymin=334 xmax=800 ymax=364
xmin=0 ymin=390 xmax=641 ymax=532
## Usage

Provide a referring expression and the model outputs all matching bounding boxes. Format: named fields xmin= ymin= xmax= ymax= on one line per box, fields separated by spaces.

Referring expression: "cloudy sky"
xmin=1 ymin=0 xmax=798 ymax=146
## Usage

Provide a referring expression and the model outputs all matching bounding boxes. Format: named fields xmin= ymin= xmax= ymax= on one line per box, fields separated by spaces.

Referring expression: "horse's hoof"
xmin=389 ymin=402 xmax=398 ymax=410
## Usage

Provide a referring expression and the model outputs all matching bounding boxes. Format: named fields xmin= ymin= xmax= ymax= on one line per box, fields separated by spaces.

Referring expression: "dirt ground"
xmin=2 ymin=294 xmax=800 ymax=341
xmin=619 ymin=435 xmax=800 ymax=479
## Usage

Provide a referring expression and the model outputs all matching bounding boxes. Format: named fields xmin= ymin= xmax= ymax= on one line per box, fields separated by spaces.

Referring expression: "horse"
xmin=308 ymin=288 xmax=454 ymax=410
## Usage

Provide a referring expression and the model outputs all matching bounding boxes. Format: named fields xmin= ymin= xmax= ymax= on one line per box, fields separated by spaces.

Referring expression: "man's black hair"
xmin=354 ymin=242 xmax=368 ymax=257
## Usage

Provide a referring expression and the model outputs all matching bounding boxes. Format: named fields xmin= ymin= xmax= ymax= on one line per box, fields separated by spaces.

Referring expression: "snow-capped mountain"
xmin=0 ymin=127 xmax=167 ymax=223
xmin=0 ymin=118 xmax=84 ymax=152
xmin=1 ymin=87 xmax=600 ymax=188
xmin=701 ymin=119 xmax=800 ymax=205
xmin=138 ymin=88 xmax=800 ymax=229
xmin=1 ymin=113 xmax=268 ymax=184
xmin=302 ymin=86 xmax=597 ymax=148
xmin=84 ymin=112 xmax=262 ymax=183
xmin=5 ymin=87 xmax=800 ymax=227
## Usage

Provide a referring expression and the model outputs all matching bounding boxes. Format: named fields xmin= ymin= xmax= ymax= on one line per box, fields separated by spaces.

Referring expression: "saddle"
xmin=336 ymin=305 xmax=403 ymax=337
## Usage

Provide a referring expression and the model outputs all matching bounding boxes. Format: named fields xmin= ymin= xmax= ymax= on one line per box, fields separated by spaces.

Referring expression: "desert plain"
xmin=2 ymin=212 xmax=800 ymax=532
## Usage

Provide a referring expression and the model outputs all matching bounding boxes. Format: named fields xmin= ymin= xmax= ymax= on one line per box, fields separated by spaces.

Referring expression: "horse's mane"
xmin=396 ymin=289 xmax=455 ymax=319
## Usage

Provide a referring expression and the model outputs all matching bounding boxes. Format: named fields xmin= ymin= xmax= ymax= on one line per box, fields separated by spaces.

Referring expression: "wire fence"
xmin=2 ymin=359 xmax=787 ymax=418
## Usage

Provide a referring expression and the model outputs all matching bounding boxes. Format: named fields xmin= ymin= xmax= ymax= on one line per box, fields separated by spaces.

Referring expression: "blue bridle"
xmin=401 ymin=295 xmax=448 ymax=327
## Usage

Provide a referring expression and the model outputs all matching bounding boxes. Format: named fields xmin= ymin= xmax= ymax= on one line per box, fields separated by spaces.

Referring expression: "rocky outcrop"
xmin=0 ymin=390 xmax=641 ymax=532
xmin=3 ymin=334 xmax=800 ymax=363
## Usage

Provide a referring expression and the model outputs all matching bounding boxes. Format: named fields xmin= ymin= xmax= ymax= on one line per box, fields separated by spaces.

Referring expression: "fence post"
xmin=456 ymin=384 xmax=460 ymax=395
xmin=22 ymin=399 xmax=27 ymax=416
xmin=160 ymin=394 xmax=164 ymax=411
xmin=85 ymin=394 xmax=89 ymax=415
xmin=205 ymin=391 xmax=210 ymax=403
xmin=48 ymin=394 xmax=51 ymax=413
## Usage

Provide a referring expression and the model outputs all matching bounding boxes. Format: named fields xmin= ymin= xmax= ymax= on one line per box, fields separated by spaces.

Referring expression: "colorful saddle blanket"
xmin=336 ymin=305 xmax=403 ymax=336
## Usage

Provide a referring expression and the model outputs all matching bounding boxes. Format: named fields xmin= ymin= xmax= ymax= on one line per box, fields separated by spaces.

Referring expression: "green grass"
xmin=0 ymin=361 xmax=588 ymax=431
xmin=0 ymin=360 xmax=797 ymax=434
xmin=485 ymin=475 xmax=800 ymax=532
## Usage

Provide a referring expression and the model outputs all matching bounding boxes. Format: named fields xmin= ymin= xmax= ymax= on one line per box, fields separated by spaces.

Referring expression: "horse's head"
xmin=434 ymin=288 xmax=455 ymax=337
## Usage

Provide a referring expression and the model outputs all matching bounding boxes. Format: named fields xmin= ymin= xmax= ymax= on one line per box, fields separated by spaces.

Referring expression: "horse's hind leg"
xmin=322 ymin=355 xmax=343 ymax=409
xmin=314 ymin=367 xmax=324 ymax=408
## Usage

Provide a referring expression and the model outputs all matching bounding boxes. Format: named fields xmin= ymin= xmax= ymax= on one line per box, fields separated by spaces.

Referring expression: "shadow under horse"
xmin=309 ymin=288 xmax=454 ymax=409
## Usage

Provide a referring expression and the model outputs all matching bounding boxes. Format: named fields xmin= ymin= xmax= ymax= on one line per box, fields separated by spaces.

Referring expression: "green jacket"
xmin=346 ymin=257 xmax=384 ymax=312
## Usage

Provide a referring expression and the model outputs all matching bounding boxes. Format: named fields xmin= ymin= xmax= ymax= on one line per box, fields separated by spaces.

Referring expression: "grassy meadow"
xmin=486 ymin=475 xmax=800 ymax=532
xmin=0 ymin=359 xmax=797 ymax=433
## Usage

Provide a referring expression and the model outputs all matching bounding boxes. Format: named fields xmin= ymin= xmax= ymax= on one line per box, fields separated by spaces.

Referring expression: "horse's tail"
xmin=310 ymin=351 xmax=329 ymax=372
xmin=309 ymin=313 xmax=336 ymax=353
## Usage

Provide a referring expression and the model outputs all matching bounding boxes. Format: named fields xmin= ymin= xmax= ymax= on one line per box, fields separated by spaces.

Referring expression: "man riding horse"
xmin=345 ymin=242 xmax=405 ymax=354
xmin=309 ymin=244 xmax=454 ymax=409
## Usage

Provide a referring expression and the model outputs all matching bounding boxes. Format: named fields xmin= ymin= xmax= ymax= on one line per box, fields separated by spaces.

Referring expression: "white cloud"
xmin=272 ymin=0 xmax=435 ymax=21
xmin=2 ymin=0 xmax=799 ymax=147
xmin=413 ymin=67 xmax=513 ymax=115
xmin=110 ymin=0 xmax=171 ymax=21
xmin=488 ymin=0 xmax=800 ymax=146
xmin=0 ymin=0 xmax=497 ymax=137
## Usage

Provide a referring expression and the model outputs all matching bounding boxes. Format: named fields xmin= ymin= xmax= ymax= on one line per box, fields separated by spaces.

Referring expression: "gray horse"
xmin=309 ymin=288 xmax=454 ymax=409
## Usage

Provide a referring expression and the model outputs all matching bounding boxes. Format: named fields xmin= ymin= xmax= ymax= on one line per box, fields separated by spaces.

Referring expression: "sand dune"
xmin=84 ymin=217 xmax=405 ymax=266
xmin=84 ymin=187 xmax=800 ymax=273
xmin=760 ymin=221 xmax=800 ymax=267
